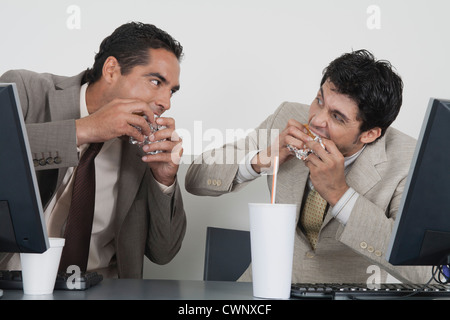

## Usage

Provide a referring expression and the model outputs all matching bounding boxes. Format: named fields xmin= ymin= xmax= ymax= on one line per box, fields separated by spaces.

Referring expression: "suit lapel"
xmin=346 ymin=135 xmax=386 ymax=195
xmin=275 ymin=157 xmax=309 ymax=216
xmin=277 ymin=157 xmax=312 ymax=246
xmin=321 ymin=135 xmax=387 ymax=229
xmin=114 ymin=140 xmax=148 ymax=233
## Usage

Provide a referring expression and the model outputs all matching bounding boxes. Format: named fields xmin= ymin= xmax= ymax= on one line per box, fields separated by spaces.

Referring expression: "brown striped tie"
xmin=59 ymin=142 xmax=103 ymax=273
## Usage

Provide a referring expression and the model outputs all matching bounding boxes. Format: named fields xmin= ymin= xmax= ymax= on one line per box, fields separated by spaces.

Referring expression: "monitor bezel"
xmin=387 ymin=97 xmax=450 ymax=266
xmin=0 ymin=83 xmax=49 ymax=253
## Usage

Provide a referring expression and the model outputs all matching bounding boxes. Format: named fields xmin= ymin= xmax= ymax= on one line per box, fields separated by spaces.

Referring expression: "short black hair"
xmin=321 ymin=49 xmax=403 ymax=139
xmin=83 ymin=21 xmax=183 ymax=84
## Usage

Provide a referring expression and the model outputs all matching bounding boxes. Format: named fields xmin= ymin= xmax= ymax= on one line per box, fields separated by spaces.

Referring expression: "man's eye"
xmin=333 ymin=113 xmax=344 ymax=122
xmin=151 ymin=79 xmax=160 ymax=86
xmin=316 ymin=97 xmax=323 ymax=105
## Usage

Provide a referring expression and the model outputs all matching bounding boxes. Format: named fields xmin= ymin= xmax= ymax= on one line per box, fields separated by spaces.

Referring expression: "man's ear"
xmin=360 ymin=127 xmax=382 ymax=144
xmin=102 ymin=56 xmax=120 ymax=84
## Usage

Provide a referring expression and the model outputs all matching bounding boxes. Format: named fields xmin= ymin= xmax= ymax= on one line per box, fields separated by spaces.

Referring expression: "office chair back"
xmin=203 ymin=227 xmax=251 ymax=281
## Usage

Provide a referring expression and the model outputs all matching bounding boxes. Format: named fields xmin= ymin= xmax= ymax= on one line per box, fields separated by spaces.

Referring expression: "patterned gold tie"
xmin=300 ymin=188 xmax=328 ymax=249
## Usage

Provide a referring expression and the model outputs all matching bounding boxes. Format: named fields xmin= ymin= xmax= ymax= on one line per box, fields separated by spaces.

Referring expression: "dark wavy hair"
xmin=321 ymin=49 xmax=403 ymax=139
xmin=82 ymin=22 xmax=183 ymax=84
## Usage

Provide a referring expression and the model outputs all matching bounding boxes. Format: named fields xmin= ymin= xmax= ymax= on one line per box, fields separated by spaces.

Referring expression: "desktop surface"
xmin=2 ymin=278 xmax=449 ymax=301
xmin=0 ymin=279 xmax=254 ymax=300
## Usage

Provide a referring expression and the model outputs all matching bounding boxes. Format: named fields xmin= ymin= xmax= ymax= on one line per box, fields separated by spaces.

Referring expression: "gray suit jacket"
xmin=0 ymin=70 xmax=186 ymax=278
xmin=186 ymin=101 xmax=431 ymax=284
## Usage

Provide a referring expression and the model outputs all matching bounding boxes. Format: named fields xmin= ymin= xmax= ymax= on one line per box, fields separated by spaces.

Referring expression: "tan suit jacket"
xmin=186 ymin=101 xmax=431 ymax=284
xmin=0 ymin=70 xmax=186 ymax=278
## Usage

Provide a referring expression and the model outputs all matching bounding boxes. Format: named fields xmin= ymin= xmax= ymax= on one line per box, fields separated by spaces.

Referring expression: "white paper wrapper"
xmin=129 ymin=115 xmax=166 ymax=155
xmin=287 ymin=125 xmax=325 ymax=160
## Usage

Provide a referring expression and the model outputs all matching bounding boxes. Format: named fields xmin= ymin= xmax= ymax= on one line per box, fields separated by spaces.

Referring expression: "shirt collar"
xmin=80 ymin=83 xmax=89 ymax=118
xmin=344 ymin=144 xmax=366 ymax=168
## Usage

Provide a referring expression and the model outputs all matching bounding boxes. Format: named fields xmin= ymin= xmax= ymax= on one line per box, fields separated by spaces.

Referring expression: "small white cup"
xmin=20 ymin=237 xmax=65 ymax=295
xmin=249 ymin=203 xmax=297 ymax=299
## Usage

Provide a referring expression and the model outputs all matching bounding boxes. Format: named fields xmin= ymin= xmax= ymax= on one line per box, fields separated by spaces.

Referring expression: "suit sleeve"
xmin=185 ymin=102 xmax=290 ymax=196
xmin=0 ymin=70 xmax=79 ymax=170
xmin=144 ymin=170 xmax=187 ymax=264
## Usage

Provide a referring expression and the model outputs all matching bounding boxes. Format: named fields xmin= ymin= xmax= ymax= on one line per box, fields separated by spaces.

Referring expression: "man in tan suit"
xmin=186 ymin=50 xmax=431 ymax=284
xmin=0 ymin=22 xmax=186 ymax=278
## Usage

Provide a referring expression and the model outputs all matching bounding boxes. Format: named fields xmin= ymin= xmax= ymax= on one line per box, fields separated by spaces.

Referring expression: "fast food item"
xmin=129 ymin=114 xmax=166 ymax=155
xmin=303 ymin=124 xmax=316 ymax=139
xmin=286 ymin=124 xmax=325 ymax=160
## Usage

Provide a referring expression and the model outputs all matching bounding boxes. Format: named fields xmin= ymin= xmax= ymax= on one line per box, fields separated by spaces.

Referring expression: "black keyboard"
xmin=0 ymin=270 xmax=103 ymax=291
xmin=291 ymin=282 xmax=450 ymax=300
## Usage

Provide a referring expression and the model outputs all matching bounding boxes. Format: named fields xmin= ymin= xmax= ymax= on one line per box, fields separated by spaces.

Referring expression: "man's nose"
xmin=155 ymin=89 xmax=172 ymax=112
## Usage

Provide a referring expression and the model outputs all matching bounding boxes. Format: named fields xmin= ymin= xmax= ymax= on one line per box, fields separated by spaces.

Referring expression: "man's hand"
xmin=75 ymin=98 xmax=157 ymax=146
xmin=303 ymin=138 xmax=349 ymax=206
xmin=251 ymin=119 xmax=313 ymax=173
xmin=141 ymin=116 xmax=183 ymax=186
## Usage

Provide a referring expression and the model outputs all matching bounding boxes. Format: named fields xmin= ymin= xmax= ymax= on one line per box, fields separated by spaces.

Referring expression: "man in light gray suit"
xmin=186 ymin=50 xmax=431 ymax=284
xmin=0 ymin=22 xmax=186 ymax=278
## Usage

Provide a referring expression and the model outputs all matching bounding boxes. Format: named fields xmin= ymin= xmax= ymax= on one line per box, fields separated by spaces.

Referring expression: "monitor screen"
xmin=0 ymin=83 xmax=49 ymax=253
xmin=387 ymin=98 xmax=450 ymax=266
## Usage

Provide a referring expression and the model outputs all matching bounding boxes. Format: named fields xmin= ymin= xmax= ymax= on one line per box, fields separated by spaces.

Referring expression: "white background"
xmin=1 ymin=0 xmax=449 ymax=280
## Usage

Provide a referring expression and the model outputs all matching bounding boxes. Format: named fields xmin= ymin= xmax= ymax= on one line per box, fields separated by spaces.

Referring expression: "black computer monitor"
xmin=387 ymin=98 xmax=450 ymax=267
xmin=0 ymin=83 xmax=49 ymax=253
